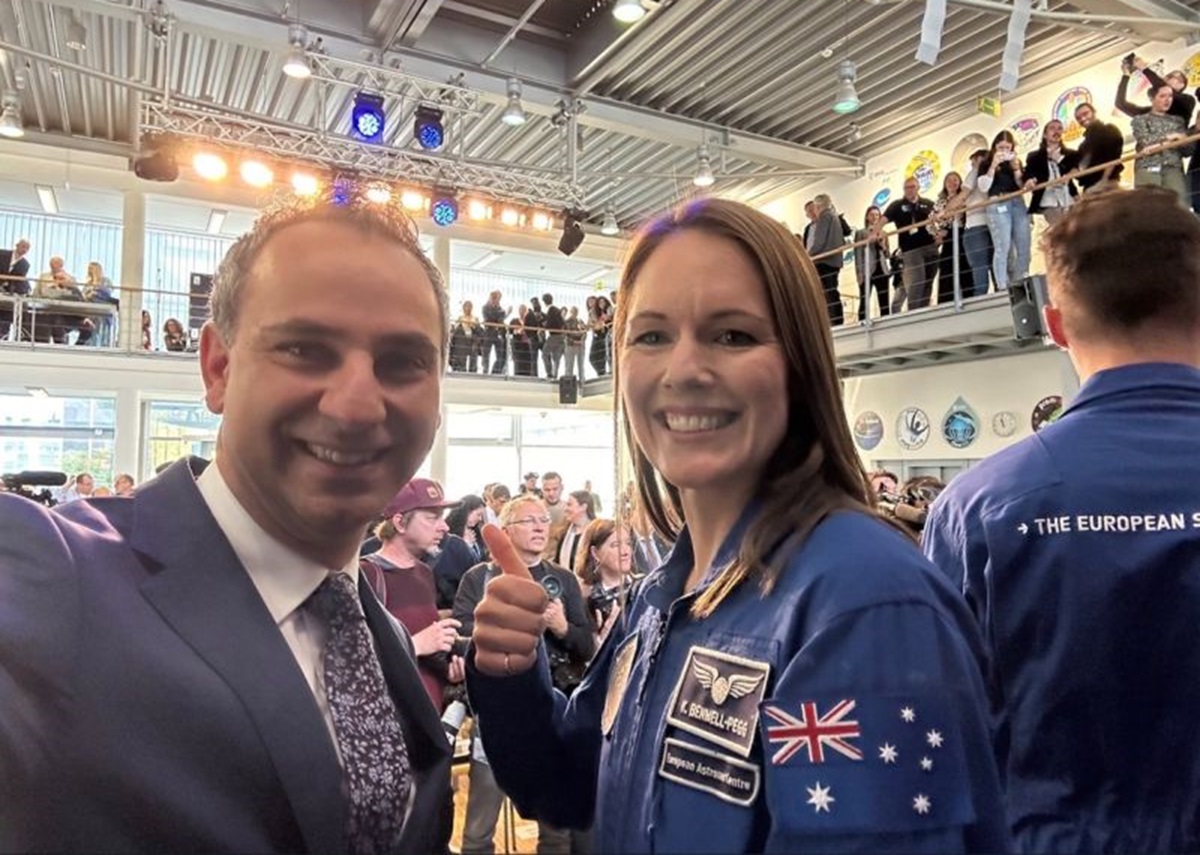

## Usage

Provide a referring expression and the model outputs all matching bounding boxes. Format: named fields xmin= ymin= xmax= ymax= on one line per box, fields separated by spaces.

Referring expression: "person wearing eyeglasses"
xmin=453 ymin=494 xmax=593 ymax=855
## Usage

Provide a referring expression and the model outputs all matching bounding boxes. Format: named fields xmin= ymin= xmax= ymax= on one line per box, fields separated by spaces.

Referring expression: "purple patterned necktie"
xmin=309 ymin=572 xmax=412 ymax=855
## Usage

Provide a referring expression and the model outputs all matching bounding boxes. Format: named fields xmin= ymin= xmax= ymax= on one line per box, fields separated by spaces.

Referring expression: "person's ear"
xmin=1043 ymin=304 xmax=1069 ymax=350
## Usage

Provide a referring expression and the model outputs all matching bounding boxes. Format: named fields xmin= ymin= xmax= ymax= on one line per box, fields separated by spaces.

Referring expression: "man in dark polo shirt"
xmin=365 ymin=478 xmax=465 ymax=710
xmin=880 ymin=177 xmax=938 ymax=312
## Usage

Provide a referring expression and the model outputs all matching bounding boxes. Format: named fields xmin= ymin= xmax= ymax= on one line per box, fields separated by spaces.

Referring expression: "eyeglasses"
xmin=508 ymin=515 xmax=551 ymax=527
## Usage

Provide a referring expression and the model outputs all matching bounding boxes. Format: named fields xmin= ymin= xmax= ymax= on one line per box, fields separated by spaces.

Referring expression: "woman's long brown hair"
xmin=613 ymin=198 xmax=878 ymax=618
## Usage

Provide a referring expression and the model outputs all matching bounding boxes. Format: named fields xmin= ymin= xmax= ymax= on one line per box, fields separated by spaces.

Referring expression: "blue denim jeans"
xmin=984 ymin=198 xmax=1031 ymax=289
xmin=961 ymin=225 xmax=993 ymax=297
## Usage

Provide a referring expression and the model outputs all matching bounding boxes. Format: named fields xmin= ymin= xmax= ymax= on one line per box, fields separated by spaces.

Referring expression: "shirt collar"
xmin=1067 ymin=362 xmax=1200 ymax=415
xmin=196 ymin=462 xmax=360 ymax=625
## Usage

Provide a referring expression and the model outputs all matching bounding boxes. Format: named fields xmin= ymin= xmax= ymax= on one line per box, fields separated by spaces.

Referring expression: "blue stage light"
xmin=414 ymin=106 xmax=445 ymax=151
xmin=431 ymin=195 xmax=458 ymax=227
xmin=351 ymin=93 xmax=385 ymax=144
xmin=331 ymin=178 xmax=353 ymax=206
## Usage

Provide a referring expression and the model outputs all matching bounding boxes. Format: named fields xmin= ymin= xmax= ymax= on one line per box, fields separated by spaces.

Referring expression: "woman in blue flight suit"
xmin=466 ymin=199 xmax=1009 ymax=854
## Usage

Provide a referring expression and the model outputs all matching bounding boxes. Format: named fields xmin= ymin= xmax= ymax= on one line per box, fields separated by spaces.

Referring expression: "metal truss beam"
xmin=303 ymin=52 xmax=480 ymax=116
xmin=140 ymin=101 xmax=580 ymax=208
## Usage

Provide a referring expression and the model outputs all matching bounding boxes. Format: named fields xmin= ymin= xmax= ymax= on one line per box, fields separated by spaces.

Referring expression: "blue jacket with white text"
xmin=925 ymin=362 xmax=1200 ymax=853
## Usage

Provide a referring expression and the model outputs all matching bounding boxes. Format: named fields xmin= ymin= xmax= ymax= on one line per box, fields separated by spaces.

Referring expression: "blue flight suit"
xmin=924 ymin=363 xmax=1200 ymax=853
xmin=467 ymin=508 xmax=1010 ymax=854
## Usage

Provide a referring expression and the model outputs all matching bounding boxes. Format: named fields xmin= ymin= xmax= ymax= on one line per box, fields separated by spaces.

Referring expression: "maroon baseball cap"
xmin=384 ymin=478 xmax=460 ymax=517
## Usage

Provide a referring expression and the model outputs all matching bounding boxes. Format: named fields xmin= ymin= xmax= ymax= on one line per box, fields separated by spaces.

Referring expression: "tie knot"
xmin=308 ymin=572 xmax=361 ymax=628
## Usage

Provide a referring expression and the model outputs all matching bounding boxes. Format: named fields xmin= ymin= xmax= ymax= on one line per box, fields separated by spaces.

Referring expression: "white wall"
xmin=843 ymin=347 xmax=1080 ymax=466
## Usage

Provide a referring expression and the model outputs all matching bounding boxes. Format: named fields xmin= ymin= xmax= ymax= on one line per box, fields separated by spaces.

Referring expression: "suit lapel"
xmin=357 ymin=575 xmax=449 ymax=759
xmin=358 ymin=576 xmax=452 ymax=853
xmin=130 ymin=459 xmax=346 ymax=855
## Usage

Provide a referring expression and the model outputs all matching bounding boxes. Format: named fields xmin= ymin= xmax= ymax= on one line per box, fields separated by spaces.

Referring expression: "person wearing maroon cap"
xmin=363 ymin=478 xmax=465 ymax=711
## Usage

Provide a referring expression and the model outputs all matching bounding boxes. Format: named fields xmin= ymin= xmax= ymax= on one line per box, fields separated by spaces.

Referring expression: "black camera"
xmin=1121 ymin=52 xmax=1136 ymax=74
xmin=450 ymin=635 xmax=471 ymax=658
xmin=1 ymin=471 xmax=66 ymax=508
xmin=540 ymin=575 xmax=563 ymax=600
xmin=588 ymin=582 xmax=625 ymax=624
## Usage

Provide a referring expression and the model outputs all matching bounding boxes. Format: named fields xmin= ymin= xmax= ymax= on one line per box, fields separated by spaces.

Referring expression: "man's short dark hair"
xmin=542 ymin=471 xmax=561 ymax=483
xmin=1042 ymin=188 xmax=1200 ymax=338
xmin=542 ymin=293 xmax=553 ymax=305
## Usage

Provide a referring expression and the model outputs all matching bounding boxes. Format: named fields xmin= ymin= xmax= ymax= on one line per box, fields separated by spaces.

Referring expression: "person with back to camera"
xmin=0 ymin=190 xmax=455 ymax=853
xmin=924 ymin=188 xmax=1200 ymax=853
xmin=464 ymin=198 xmax=1009 ymax=854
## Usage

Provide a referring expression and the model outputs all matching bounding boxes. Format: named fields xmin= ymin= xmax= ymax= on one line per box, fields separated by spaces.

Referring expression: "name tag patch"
xmin=666 ymin=645 xmax=771 ymax=757
xmin=658 ymin=737 xmax=760 ymax=807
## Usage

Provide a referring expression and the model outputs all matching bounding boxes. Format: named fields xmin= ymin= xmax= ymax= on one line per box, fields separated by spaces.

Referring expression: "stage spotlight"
xmin=239 ymin=159 xmax=274 ymax=188
xmin=431 ymin=192 xmax=458 ymax=227
xmin=466 ymin=198 xmax=492 ymax=221
xmin=291 ymin=171 xmax=320 ymax=196
xmin=193 ymin=151 xmax=228 ymax=181
xmin=499 ymin=206 xmax=521 ymax=227
xmin=331 ymin=177 xmax=353 ymax=206
xmin=530 ymin=210 xmax=552 ymax=232
xmin=365 ymin=183 xmax=392 ymax=204
xmin=351 ymin=92 xmax=386 ymax=143
xmin=400 ymin=189 xmax=428 ymax=211
xmin=558 ymin=210 xmax=585 ymax=256
xmin=413 ymin=105 xmax=445 ymax=150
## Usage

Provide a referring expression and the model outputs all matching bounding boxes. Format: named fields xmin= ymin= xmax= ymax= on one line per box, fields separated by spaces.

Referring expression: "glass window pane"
xmin=143 ymin=401 xmax=222 ymax=478
xmin=446 ymin=410 xmax=514 ymax=442
xmin=520 ymin=410 xmax=617 ymax=447
xmin=0 ymin=393 xmax=117 ymax=485
xmin=520 ymin=446 xmax=616 ymax=517
xmin=444 ymin=444 xmax=519 ymax=500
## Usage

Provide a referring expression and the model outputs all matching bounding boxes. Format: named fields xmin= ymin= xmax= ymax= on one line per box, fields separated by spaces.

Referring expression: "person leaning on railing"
xmin=1131 ymin=83 xmax=1195 ymax=206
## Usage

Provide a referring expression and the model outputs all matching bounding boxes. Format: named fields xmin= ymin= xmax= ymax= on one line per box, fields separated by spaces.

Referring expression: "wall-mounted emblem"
xmin=941 ymin=398 xmax=979 ymax=449
xmin=896 ymin=407 xmax=930 ymax=451
xmin=1031 ymin=395 xmax=1064 ymax=433
xmin=853 ymin=411 xmax=884 ymax=451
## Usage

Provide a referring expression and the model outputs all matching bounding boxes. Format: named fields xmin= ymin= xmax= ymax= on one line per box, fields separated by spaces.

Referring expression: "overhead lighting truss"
xmin=140 ymin=101 xmax=580 ymax=210
xmin=303 ymin=52 xmax=480 ymax=117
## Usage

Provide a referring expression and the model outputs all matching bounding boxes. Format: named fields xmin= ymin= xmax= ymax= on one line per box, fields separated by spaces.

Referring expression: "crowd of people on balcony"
xmin=803 ymin=53 xmax=1198 ymax=327
xmin=448 ymin=290 xmax=617 ymax=380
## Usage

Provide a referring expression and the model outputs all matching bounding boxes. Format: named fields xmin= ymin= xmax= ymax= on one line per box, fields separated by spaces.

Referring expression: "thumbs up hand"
xmin=472 ymin=524 xmax=549 ymax=677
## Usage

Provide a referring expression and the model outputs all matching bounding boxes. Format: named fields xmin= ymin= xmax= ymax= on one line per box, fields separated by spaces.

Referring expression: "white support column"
xmin=118 ymin=189 xmax=146 ymax=351
xmin=429 ymin=402 xmax=449 ymax=485
xmin=113 ymin=387 xmax=142 ymax=480
xmin=430 ymin=234 xmax=451 ymax=289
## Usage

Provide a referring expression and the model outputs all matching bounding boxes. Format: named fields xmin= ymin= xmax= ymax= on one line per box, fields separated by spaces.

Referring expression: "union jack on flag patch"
xmin=763 ymin=699 xmax=863 ymax=765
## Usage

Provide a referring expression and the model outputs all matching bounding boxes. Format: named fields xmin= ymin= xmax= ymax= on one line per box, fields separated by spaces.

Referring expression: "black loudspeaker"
xmin=189 ymin=273 xmax=213 ymax=330
xmin=1010 ymin=274 xmax=1049 ymax=341
xmin=558 ymin=376 xmax=578 ymax=405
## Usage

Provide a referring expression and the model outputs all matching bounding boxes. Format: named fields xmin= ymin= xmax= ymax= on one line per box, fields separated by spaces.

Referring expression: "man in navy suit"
xmin=0 ymin=197 xmax=453 ymax=852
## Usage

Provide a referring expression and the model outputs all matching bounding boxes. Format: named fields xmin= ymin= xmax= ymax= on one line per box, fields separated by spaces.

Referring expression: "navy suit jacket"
xmin=0 ymin=458 xmax=451 ymax=853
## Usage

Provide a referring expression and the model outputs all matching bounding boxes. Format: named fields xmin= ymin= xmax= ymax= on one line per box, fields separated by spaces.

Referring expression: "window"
xmin=143 ymin=401 xmax=221 ymax=478
xmin=0 ymin=211 xmax=122 ymax=284
xmin=0 ymin=394 xmax=117 ymax=485
xmin=142 ymin=230 xmax=235 ymax=348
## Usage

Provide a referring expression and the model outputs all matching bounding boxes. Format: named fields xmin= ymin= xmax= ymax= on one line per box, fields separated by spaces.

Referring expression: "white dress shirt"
xmin=196 ymin=463 xmax=358 ymax=753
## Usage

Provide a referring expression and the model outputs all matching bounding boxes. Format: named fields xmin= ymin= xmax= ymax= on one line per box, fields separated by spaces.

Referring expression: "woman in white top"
xmin=550 ymin=490 xmax=595 ymax=570
xmin=961 ymin=148 xmax=995 ymax=297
